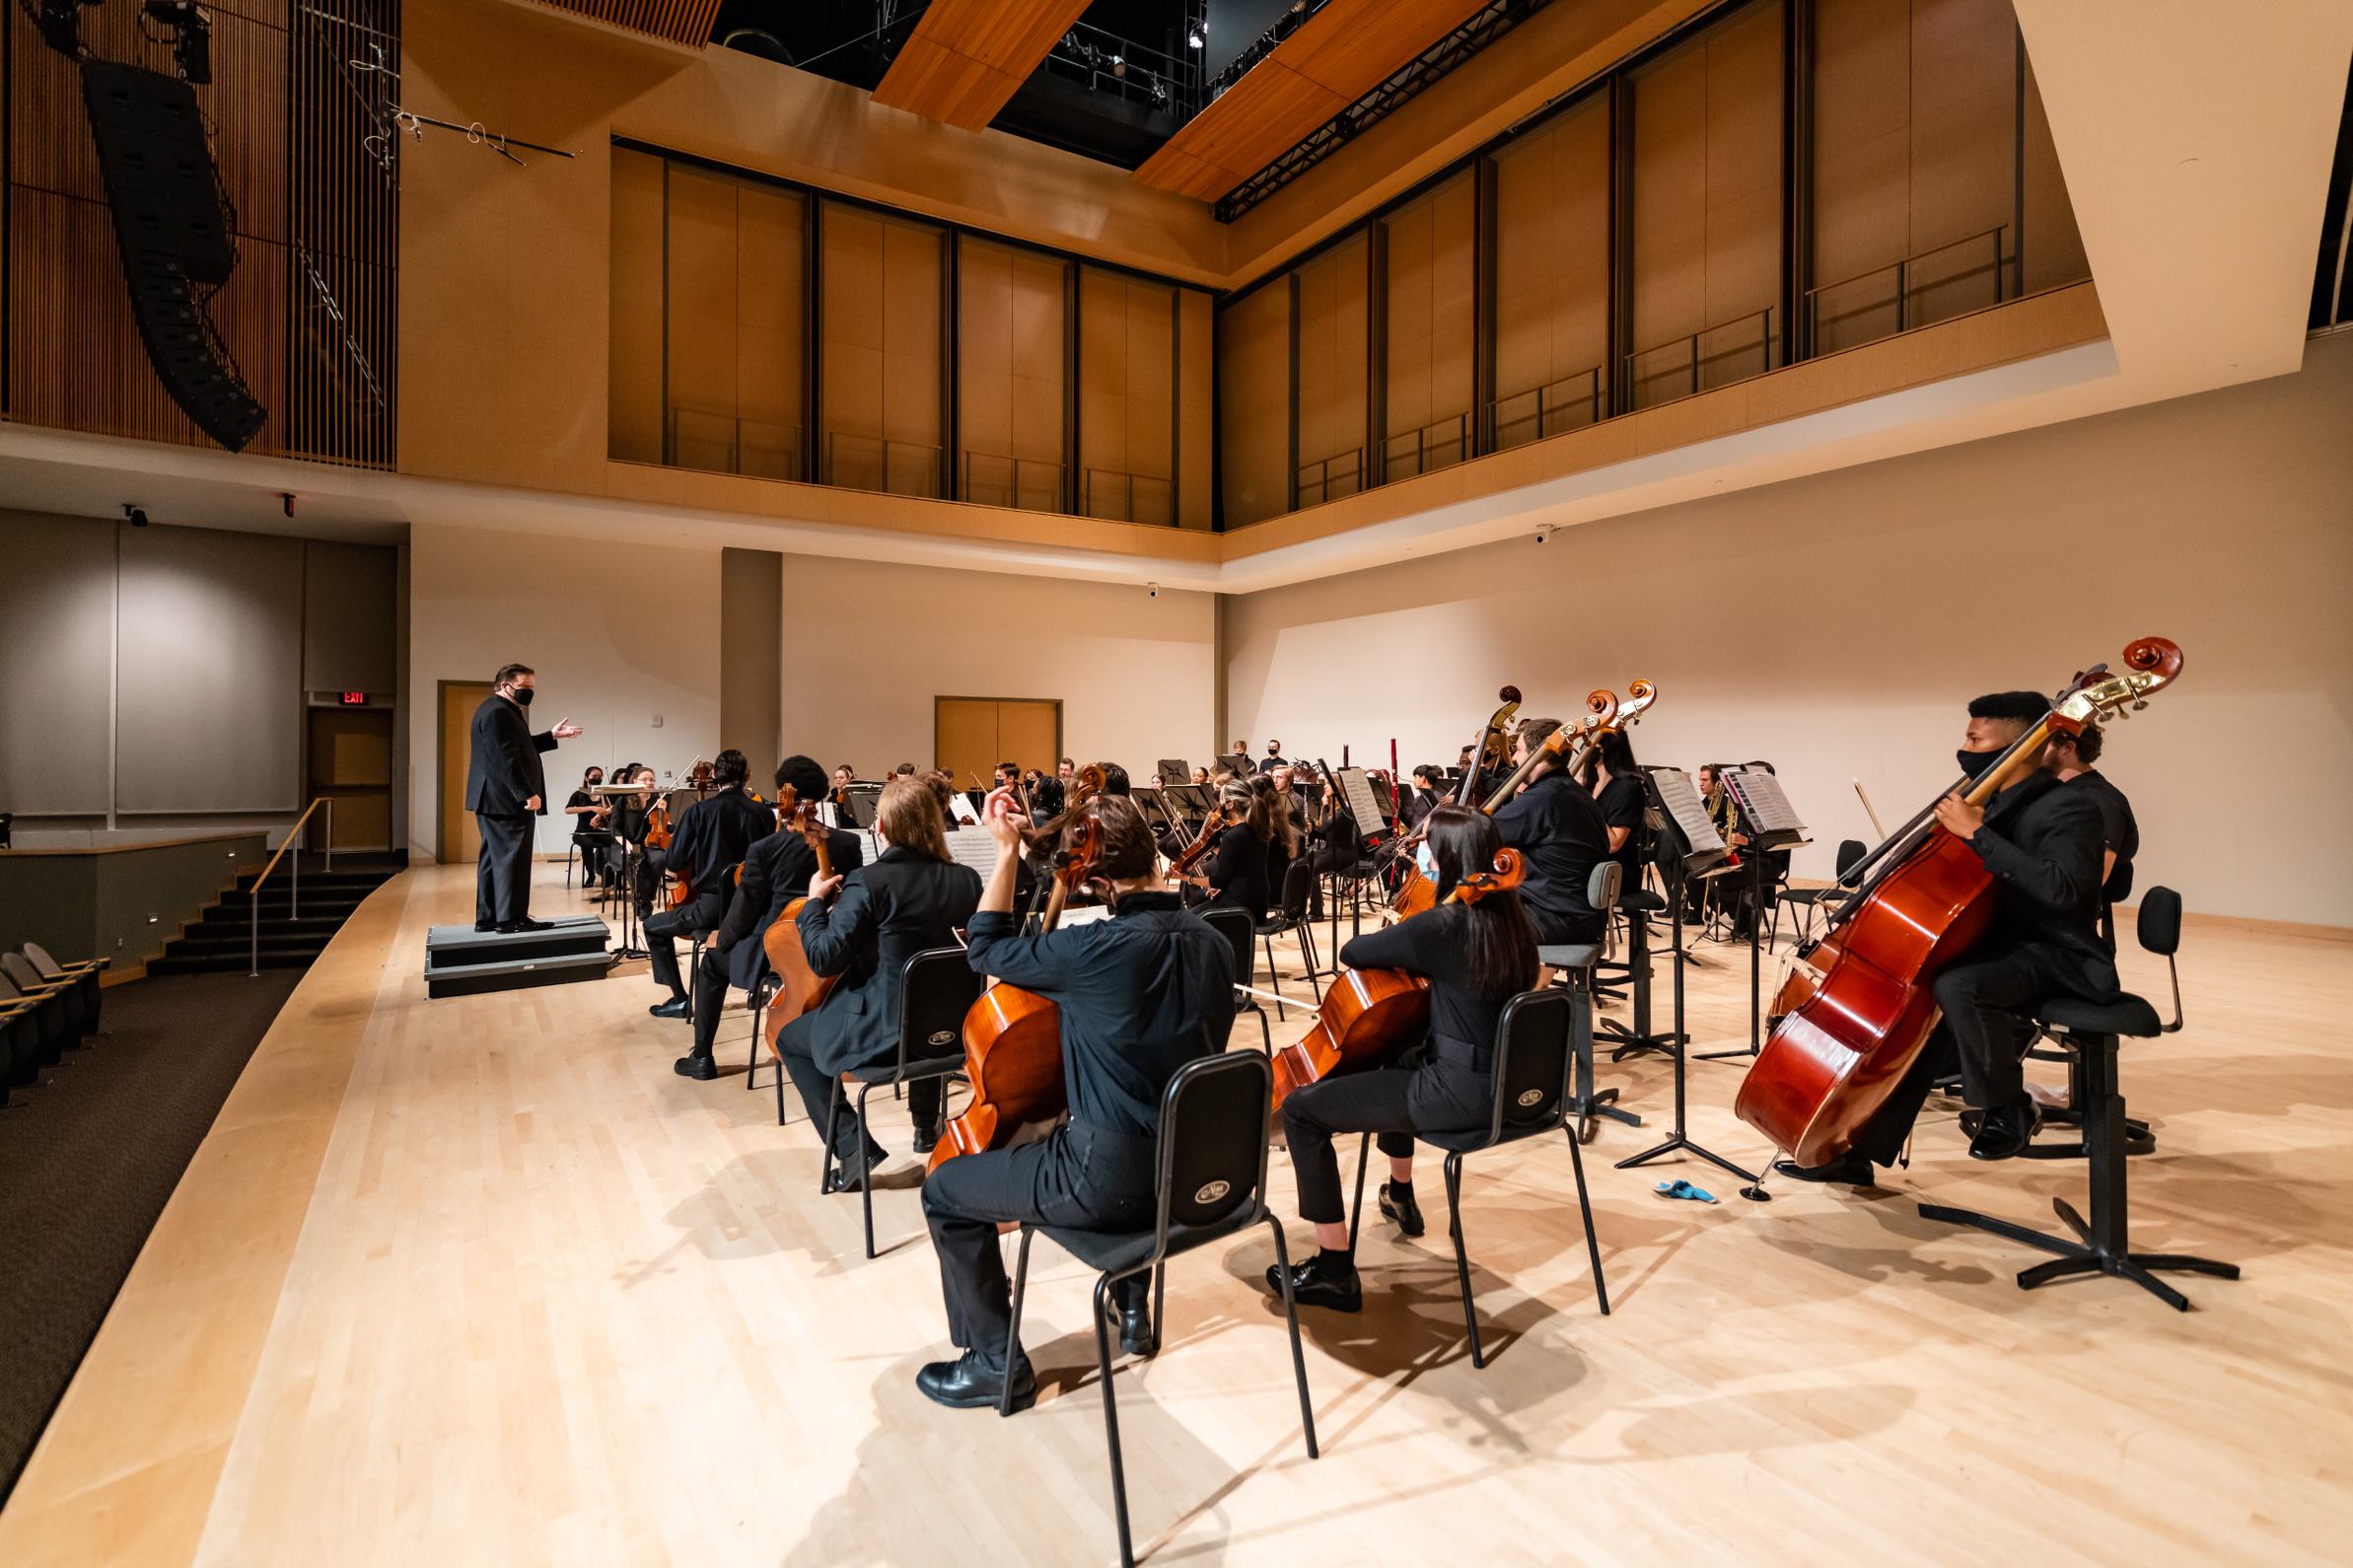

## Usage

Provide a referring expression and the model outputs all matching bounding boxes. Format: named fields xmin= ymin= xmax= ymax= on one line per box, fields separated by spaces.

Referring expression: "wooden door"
xmin=440 ymin=681 xmax=493 ymax=864
xmin=934 ymin=696 xmax=1062 ymax=787
xmin=308 ymin=708 xmax=393 ymax=850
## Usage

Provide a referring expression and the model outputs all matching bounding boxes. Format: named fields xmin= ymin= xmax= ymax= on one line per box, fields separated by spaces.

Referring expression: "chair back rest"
xmin=897 ymin=947 xmax=985 ymax=1068
xmin=1153 ymin=1049 xmax=1270 ymax=1253
xmin=0 ymin=969 xmax=23 ymax=1001
xmin=1489 ymin=989 xmax=1574 ymax=1138
xmin=1198 ymin=905 xmax=1256 ymax=989
xmin=1835 ymin=838 xmax=1867 ymax=878
xmin=22 ymin=943 xmax=65 ymax=980
xmin=0 ymin=953 xmax=39 ymax=991
xmin=1278 ymin=858 xmax=1316 ymax=921
xmin=2136 ymin=886 xmax=2181 ymax=958
xmin=1585 ymin=861 xmax=1621 ymax=913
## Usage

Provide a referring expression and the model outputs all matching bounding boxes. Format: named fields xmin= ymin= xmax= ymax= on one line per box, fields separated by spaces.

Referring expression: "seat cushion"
xmin=1617 ymin=890 xmax=1668 ymax=913
xmin=847 ymin=1053 xmax=964 ymax=1085
xmin=1538 ymin=944 xmax=1602 ymax=969
xmin=2035 ymin=992 xmax=2164 ymax=1038
xmin=1417 ymin=1116 xmax=1559 ymax=1155
xmin=1039 ymin=1207 xmax=1260 ymax=1275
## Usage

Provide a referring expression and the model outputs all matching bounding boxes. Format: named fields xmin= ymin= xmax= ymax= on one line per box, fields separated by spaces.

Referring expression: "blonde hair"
xmin=875 ymin=777 xmax=951 ymax=862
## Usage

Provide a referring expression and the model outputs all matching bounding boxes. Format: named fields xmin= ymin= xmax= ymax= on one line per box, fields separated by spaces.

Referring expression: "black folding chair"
xmin=820 ymin=948 xmax=984 ymax=1259
xmin=999 ymin=1049 xmax=1319 ymax=1567
xmin=1253 ymin=859 xmax=1324 ymax=1019
xmin=1919 ymin=888 xmax=2239 ymax=1311
xmin=1198 ymin=905 xmax=1272 ymax=1055
xmin=1776 ymin=838 xmax=1864 ymax=947
xmin=1346 ymin=988 xmax=1610 ymax=1368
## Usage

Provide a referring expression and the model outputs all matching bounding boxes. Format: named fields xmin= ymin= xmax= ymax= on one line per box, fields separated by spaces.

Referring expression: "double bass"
xmin=1273 ymin=846 xmax=1527 ymax=1109
xmin=758 ymin=786 xmax=846 ymax=1058
xmin=1734 ymin=639 xmax=2183 ymax=1167
xmin=926 ymin=806 xmax=1103 ymax=1174
xmin=1388 ymin=685 xmax=1528 ymax=919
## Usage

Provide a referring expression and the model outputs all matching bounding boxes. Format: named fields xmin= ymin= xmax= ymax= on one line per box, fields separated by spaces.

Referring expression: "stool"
xmin=1538 ymin=863 xmax=1637 ymax=1142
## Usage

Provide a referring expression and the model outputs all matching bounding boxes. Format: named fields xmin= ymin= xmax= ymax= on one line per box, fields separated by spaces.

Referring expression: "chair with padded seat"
xmin=1597 ymin=863 xmax=1676 ymax=1062
xmin=1342 ymin=987 xmax=1609 ymax=1368
xmin=819 ymin=948 xmax=985 ymax=1259
xmin=997 ymin=1048 xmax=1318 ymax=1568
xmin=1253 ymin=860 xmax=1324 ymax=1020
xmin=0 ymin=957 xmax=86 ymax=1048
xmin=1536 ymin=862 xmax=1631 ymax=1140
xmin=0 ymin=969 xmax=71 ymax=1072
xmin=1918 ymin=887 xmax=2238 ymax=1311
xmin=22 ymin=941 xmax=106 ymax=1035
xmin=1198 ymin=905 xmax=1272 ymax=1055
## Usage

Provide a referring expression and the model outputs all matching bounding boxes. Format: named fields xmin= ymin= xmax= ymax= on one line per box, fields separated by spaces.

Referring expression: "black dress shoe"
xmin=648 ymin=996 xmax=689 ymax=1020
xmin=673 ymin=1051 xmax=717 ymax=1081
xmin=823 ymin=1146 xmax=886 ymax=1193
xmin=1108 ymin=1292 xmax=1155 ymax=1356
xmin=1967 ymin=1102 xmax=2042 ymax=1162
xmin=916 ymin=1350 xmax=1035 ymax=1411
xmin=474 ymin=919 xmax=498 ymax=932
xmin=1265 ymin=1256 xmax=1363 ymax=1313
xmin=1771 ymin=1150 xmax=1879 ymax=1184
xmin=911 ymin=1119 xmax=942 ymax=1155
xmin=501 ymin=917 xmax=553 ymax=932
xmin=1378 ymin=1180 xmax=1425 ymax=1238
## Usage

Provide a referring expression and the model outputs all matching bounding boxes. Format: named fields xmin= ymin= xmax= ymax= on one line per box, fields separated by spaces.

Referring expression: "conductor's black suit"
xmin=464 ymin=693 xmax=557 ymax=927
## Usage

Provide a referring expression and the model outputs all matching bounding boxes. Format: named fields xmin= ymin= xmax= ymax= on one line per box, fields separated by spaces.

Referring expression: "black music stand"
xmin=597 ymin=792 xmax=651 ymax=962
xmin=1616 ymin=768 xmax=1761 ymax=1193
xmin=1696 ymin=768 xmax=1808 ymax=1062
xmin=1598 ymin=784 xmax=1679 ymax=1062
xmin=843 ymin=786 xmax=883 ymax=829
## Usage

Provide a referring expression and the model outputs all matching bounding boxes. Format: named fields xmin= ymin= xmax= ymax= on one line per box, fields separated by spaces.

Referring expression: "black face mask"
xmin=587 ymin=775 xmax=603 ymax=787
xmin=509 ymin=684 xmax=535 ymax=708
xmin=1955 ymin=748 xmax=2002 ymax=781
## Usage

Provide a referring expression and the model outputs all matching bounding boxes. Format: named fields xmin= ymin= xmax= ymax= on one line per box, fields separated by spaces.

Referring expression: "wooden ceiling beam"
xmin=871 ymin=0 xmax=1095 ymax=132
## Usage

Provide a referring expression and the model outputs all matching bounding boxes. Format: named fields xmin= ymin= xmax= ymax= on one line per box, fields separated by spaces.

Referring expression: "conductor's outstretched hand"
xmin=552 ymin=717 xmax=584 ymax=740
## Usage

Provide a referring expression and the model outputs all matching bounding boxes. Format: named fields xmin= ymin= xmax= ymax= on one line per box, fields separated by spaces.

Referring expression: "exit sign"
xmin=340 ymin=691 xmax=367 ymax=706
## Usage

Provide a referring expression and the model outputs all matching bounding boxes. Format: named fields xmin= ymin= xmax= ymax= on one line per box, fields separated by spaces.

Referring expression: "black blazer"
xmin=796 ymin=846 xmax=982 ymax=1074
xmin=1967 ymin=771 xmax=2117 ymax=997
xmin=463 ymin=695 xmax=555 ymax=817
xmin=714 ymin=824 xmax=866 ymax=990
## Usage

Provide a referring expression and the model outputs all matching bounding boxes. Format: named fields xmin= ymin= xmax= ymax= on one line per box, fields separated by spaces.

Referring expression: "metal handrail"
xmin=963 ymin=450 xmax=1068 ymax=512
xmin=250 ymin=796 xmax=335 ymax=977
xmin=1381 ymin=412 xmax=1468 ymax=480
xmin=1804 ymin=225 xmax=2007 ymax=349
xmin=1624 ymin=308 xmax=1776 ymax=408
xmin=823 ymin=431 xmax=943 ymax=497
xmin=1488 ymin=367 xmax=1604 ymax=450
xmin=1082 ymin=466 xmax=1175 ymax=526
xmin=1294 ymin=447 xmax=1365 ymax=508
xmin=665 ymin=407 xmax=804 ymax=480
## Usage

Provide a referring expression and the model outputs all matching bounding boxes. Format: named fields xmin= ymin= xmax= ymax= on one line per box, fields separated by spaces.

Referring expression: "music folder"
xmin=1723 ymin=767 xmax=1808 ymax=848
xmin=1644 ymin=766 xmax=1731 ymax=877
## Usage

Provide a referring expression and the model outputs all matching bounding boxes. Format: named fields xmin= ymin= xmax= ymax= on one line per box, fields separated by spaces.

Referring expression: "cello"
xmin=1734 ymin=639 xmax=2184 ymax=1167
xmin=1272 ymin=846 xmax=1527 ymax=1110
xmin=927 ymin=806 xmax=1104 ymax=1174
xmin=759 ymin=786 xmax=845 ymax=1057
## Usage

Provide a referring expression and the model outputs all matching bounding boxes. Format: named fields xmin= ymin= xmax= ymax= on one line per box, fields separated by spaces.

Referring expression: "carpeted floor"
xmin=0 ymin=967 xmax=300 ymax=1504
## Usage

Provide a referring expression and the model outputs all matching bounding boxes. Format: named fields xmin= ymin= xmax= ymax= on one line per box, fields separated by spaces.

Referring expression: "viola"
xmin=1734 ymin=639 xmax=2183 ymax=1166
xmin=760 ymin=786 xmax=845 ymax=1057
xmin=928 ymin=806 xmax=1105 ymax=1174
xmin=1274 ymin=847 xmax=1527 ymax=1109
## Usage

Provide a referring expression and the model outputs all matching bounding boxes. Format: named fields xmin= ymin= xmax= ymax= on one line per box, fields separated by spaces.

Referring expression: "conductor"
xmin=464 ymin=663 xmax=584 ymax=932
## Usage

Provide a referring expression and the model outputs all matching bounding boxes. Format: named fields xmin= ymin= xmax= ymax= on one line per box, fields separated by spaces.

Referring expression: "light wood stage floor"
xmin=2 ymin=861 xmax=2347 ymax=1566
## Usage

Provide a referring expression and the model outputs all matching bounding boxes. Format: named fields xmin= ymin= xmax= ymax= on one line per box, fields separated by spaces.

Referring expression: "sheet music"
xmin=1725 ymin=767 xmax=1807 ymax=836
xmin=1647 ymin=767 xmax=1727 ymax=855
xmin=943 ymin=826 xmax=1001 ymax=877
xmin=1337 ymin=767 xmax=1389 ymax=831
xmin=948 ymin=792 xmax=981 ymax=826
xmin=817 ymin=801 xmax=840 ymax=829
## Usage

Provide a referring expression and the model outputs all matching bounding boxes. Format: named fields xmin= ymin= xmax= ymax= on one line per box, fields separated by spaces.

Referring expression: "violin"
xmin=1274 ymin=847 xmax=1527 ymax=1109
xmin=1169 ymin=797 xmax=1231 ymax=881
xmin=929 ymin=806 xmax=1104 ymax=1173
xmin=760 ymin=786 xmax=845 ymax=1057
xmin=1735 ymin=639 xmax=2183 ymax=1166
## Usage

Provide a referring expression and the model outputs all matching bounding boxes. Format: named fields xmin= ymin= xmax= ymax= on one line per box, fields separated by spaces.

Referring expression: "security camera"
xmin=1147 ymin=581 xmax=1160 ymax=598
xmin=124 ymin=505 xmax=149 ymax=528
xmin=1535 ymin=525 xmax=1559 ymax=545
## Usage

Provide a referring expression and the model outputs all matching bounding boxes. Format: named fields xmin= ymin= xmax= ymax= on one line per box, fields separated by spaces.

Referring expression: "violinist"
xmin=671 ymin=756 xmax=866 ymax=1081
xmin=1400 ymin=765 xmax=1444 ymax=832
xmin=829 ymin=764 xmax=856 ymax=809
xmin=564 ymin=766 xmax=615 ymax=892
xmin=645 ymin=749 xmax=774 ymax=1020
xmin=917 ymin=792 xmax=1234 ymax=1408
xmin=1581 ymin=729 xmax=1648 ymax=893
xmin=1490 ymin=717 xmax=1610 ymax=947
xmin=1774 ymin=691 xmax=2116 ymax=1183
xmin=1265 ymin=806 xmax=1539 ymax=1312
xmin=778 ymin=779 xmax=982 ymax=1181
xmin=1254 ymin=773 xmax=1299 ymax=909
xmin=1176 ymin=781 xmax=1272 ymax=921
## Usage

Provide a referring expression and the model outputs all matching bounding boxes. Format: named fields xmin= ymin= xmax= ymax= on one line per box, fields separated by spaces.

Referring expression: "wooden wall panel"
xmin=1218 ymin=281 xmax=1290 ymax=527
xmin=607 ymin=146 xmax=664 ymax=461
xmin=1493 ymin=96 xmax=1611 ymax=447
xmin=820 ymin=200 xmax=944 ymax=497
xmin=1294 ymin=231 xmax=1368 ymax=502
xmin=2021 ymin=51 xmax=2088 ymax=295
xmin=1079 ymin=267 xmax=1174 ymax=524
xmin=1176 ymin=288 xmax=1214 ymax=530
xmin=1380 ymin=169 xmax=1473 ymax=478
xmin=960 ymin=236 xmax=1066 ymax=510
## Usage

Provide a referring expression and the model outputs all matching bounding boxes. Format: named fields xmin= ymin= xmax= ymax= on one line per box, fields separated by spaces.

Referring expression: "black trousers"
xmin=645 ymin=890 xmax=728 ymax=998
xmin=776 ymin=1010 xmax=943 ymax=1158
xmin=922 ymin=1123 xmax=1155 ymax=1367
xmin=474 ymin=812 xmax=533 ymax=925
xmin=689 ymin=939 xmax=738 ymax=1055
xmin=1530 ymin=905 xmax=1606 ymax=949
xmin=1281 ymin=1045 xmax=1491 ymax=1225
xmin=573 ymin=832 xmax=616 ymax=888
xmin=633 ymin=847 xmax=669 ymax=917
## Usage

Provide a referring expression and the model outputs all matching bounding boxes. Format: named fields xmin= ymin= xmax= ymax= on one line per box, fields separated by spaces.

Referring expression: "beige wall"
xmin=404 ymin=522 xmax=722 ymax=860
xmin=778 ymin=556 xmax=1216 ymax=780
xmin=1223 ymin=332 xmax=2353 ymax=926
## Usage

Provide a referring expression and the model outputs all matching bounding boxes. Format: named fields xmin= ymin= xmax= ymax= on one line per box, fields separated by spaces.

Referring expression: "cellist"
xmin=916 ymin=791 xmax=1234 ymax=1411
xmin=1774 ymin=690 xmax=2116 ymax=1184
xmin=1263 ymin=805 xmax=1539 ymax=1313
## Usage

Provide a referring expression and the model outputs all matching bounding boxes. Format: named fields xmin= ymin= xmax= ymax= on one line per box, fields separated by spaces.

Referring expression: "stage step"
xmin=424 ymin=916 xmax=612 ymax=999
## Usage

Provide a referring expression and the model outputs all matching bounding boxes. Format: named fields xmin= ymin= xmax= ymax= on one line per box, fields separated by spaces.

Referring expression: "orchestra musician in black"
xmin=1176 ymin=781 xmax=1272 ymax=922
xmin=1580 ymin=729 xmax=1648 ymax=895
xmin=1776 ymin=690 xmax=2118 ymax=1181
xmin=644 ymin=748 xmax=773 ymax=1021
xmin=916 ymin=792 xmax=1234 ymax=1409
xmin=1489 ymin=717 xmax=1610 ymax=947
xmin=1265 ymin=805 xmax=1539 ymax=1311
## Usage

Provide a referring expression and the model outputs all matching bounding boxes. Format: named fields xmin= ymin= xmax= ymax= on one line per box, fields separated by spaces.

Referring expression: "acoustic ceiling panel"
xmin=871 ymin=0 xmax=1096 ymax=132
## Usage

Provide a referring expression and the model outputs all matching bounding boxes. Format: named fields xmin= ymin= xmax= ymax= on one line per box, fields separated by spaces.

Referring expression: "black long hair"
xmin=1420 ymin=806 xmax=1538 ymax=1001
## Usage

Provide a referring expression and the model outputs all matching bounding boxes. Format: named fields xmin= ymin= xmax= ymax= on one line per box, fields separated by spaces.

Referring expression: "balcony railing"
xmin=664 ymin=408 xmax=803 ymax=481
xmin=1382 ymin=412 xmax=1469 ymax=481
xmin=962 ymin=451 xmax=1067 ymax=513
xmin=1805 ymin=225 xmax=2008 ymax=355
xmin=821 ymin=431 xmax=943 ymax=498
xmin=1082 ymin=466 xmax=1175 ymax=527
xmin=1487 ymin=369 xmax=1604 ymax=452
xmin=1624 ymin=309 xmax=1777 ymax=412
xmin=1295 ymin=447 xmax=1364 ymax=508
